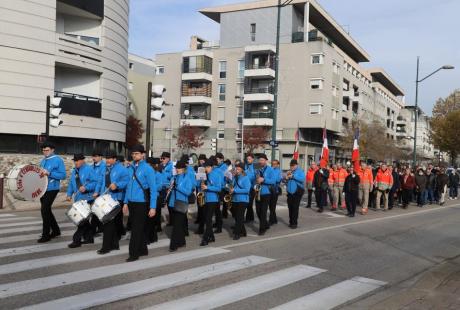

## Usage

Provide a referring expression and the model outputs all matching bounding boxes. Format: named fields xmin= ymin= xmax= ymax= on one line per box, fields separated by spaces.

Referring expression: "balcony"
xmin=54 ymin=91 xmax=102 ymax=118
xmin=245 ymin=63 xmax=275 ymax=79
xmin=244 ymin=44 xmax=276 ymax=54
xmin=180 ymin=105 xmax=211 ymax=127
xmin=181 ymin=83 xmax=212 ymax=104
xmin=182 ymin=68 xmax=213 ymax=82
xmin=243 ymin=104 xmax=273 ymax=127
xmin=244 ymin=86 xmax=275 ymax=102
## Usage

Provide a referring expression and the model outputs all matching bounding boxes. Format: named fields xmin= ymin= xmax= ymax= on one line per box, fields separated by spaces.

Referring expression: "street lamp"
xmin=413 ymin=57 xmax=454 ymax=165
xmin=235 ymin=95 xmax=245 ymax=161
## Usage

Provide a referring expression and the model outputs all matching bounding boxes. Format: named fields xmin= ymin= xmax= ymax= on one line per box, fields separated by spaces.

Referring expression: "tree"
xmin=431 ymin=109 xmax=460 ymax=165
xmin=125 ymin=115 xmax=144 ymax=150
xmin=176 ymin=124 xmax=204 ymax=154
xmin=432 ymin=89 xmax=460 ymax=119
xmin=243 ymin=127 xmax=269 ymax=153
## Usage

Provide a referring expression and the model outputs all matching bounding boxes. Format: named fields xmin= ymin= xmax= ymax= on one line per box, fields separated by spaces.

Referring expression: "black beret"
xmin=258 ymin=154 xmax=268 ymax=160
xmin=73 ymin=153 xmax=85 ymax=161
xmin=104 ymin=150 xmax=118 ymax=159
xmin=175 ymin=160 xmax=187 ymax=169
xmin=130 ymin=144 xmax=145 ymax=153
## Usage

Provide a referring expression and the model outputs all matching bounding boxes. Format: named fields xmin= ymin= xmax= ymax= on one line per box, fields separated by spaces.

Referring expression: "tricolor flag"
xmin=319 ymin=126 xmax=329 ymax=168
xmin=293 ymin=127 xmax=300 ymax=160
xmin=352 ymin=128 xmax=361 ymax=172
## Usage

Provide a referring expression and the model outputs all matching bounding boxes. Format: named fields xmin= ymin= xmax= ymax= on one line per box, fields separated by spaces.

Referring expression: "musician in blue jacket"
xmin=38 ymin=141 xmax=66 ymax=243
xmin=160 ymin=152 xmax=174 ymax=225
xmin=66 ymin=154 xmax=98 ymax=248
xmin=122 ymin=144 xmax=157 ymax=262
xmin=255 ymin=154 xmax=276 ymax=235
xmin=199 ymin=159 xmax=222 ymax=246
xmin=91 ymin=150 xmax=106 ymax=233
xmin=285 ymin=159 xmax=306 ymax=229
xmin=269 ymin=159 xmax=283 ymax=225
xmin=244 ymin=153 xmax=256 ymax=222
xmin=167 ymin=160 xmax=193 ymax=252
xmin=230 ymin=162 xmax=251 ymax=240
xmin=96 ymin=150 xmax=129 ymax=255
xmin=146 ymin=157 xmax=164 ymax=243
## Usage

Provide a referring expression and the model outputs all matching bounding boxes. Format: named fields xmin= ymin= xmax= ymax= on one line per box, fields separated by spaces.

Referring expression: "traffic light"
xmin=49 ymin=97 xmax=63 ymax=128
xmin=211 ymin=138 xmax=217 ymax=152
xmin=150 ymin=84 xmax=166 ymax=121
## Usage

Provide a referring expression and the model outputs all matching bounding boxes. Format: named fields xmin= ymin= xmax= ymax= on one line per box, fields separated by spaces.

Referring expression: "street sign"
xmin=269 ymin=140 xmax=279 ymax=147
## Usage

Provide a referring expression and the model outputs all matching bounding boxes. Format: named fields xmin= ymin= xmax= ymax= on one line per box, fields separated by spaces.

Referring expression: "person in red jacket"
xmin=374 ymin=164 xmax=394 ymax=211
xmin=305 ymin=162 xmax=318 ymax=208
xmin=400 ymin=167 xmax=415 ymax=209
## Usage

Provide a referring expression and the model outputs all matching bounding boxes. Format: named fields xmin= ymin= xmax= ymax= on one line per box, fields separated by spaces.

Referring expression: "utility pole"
xmin=271 ymin=0 xmax=282 ymax=161
xmin=45 ymin=95 xmax=50 ymax=139
xmin=146 ymin=82 xmax=152 ymax=155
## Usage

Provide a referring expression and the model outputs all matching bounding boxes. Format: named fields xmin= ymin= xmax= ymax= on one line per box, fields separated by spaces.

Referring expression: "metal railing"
xmin=54 ymin=91 xmax=101 ymax=103
xmin=181 ymin=89 xmax=212 ymax=97
xmin=244 ymin=86 xmax=275 ymax=94
xmin=183 ymin=67 xmax=212 ymax=74
xmin=244 ymin=110 xmax=274 ymax=119
xmin=245 ymin=63 xmax=275 ymax=70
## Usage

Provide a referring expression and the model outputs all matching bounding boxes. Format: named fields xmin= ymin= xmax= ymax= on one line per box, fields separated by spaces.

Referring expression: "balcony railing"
xmin=244 ymin=86 xmax=275 ymax=94
xmin=292 ymin=32 xmax=304 ymax=43
xmin=183 ymin=67 xmax=212 ymax=74
xmin=181 ymin=113 xmax=211 ymax=120
xmin=245 ymin=63 xmax=275 ymax=70
xmin=181 ymin=89 xmax=212 ymax=97
xmin=54 ymin=91 xmax=102 ymax=118
xmin=244 ymin=110 xmax=274 ymax=119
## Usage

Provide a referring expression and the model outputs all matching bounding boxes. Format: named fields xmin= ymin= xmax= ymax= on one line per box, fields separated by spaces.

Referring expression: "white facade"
xmin=0 ymin=0 xmax=129 ymax=152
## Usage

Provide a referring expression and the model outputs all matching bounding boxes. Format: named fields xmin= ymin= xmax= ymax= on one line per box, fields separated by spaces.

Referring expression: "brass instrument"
xmin=223 ymin=182 xmax=233 ymax=209
xmin=197 ymin=180 xmax=206 ymax=207
xmin=164 ymin=178 xmax=175 ymax=208
xmin=254 ymin=169 xmax=261 ymax=201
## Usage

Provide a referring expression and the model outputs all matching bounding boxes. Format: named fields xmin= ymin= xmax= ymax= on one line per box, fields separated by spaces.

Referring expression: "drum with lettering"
xmin=6 ymin=164 xmax=48 ymax=201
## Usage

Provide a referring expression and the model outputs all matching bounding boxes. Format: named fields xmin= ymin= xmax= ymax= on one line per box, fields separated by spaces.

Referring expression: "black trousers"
xmin=167 ymin=207 xmax=174 ymax=225
xmin=287 ymin=193 xmax=302 ymax=226
xmin=269 ymin=193 xmax=279 ymax=224
xmin=115 ymin=207 xmax=126 ymax=237
xmin=214 ymin=194 xmax=223 ymax=230
xmin=73 ymin=222 xmax=94 ymax=243
xmin=101 ymin=200 xmax=123 ymax=250
xmin=128 ymin=202 xmax=149 ymax=258
xmin=232 ymin=202 xmax=247 ymax=236
xmin=170 ymin=210 xmax=187 ymax=250
xmin=345 ymin=191 xmax=358 ymax=215
xmin=389 ymin=189 xmax=397 ymax=209
xmin=91 ymin=216 xmax=103 ymax=234
xmin=245 ymin=188 xmax=256 ymax=222
xmin=202 ymin=202 xmax=217 ymax=241
xmin=307 ymin=189 xmax=314 ymax=208
xmin=402 ymin=189 xmax=412 ymax=207
xmin=40 ymin=190 xmax=60 ymax=237
xmin=315 ymin=190 xmax=327 ymax=210
xmin=255 ymin=194 xmax=270 ymax=232
xmin=196 ymin=200 xmax=204 ymax=225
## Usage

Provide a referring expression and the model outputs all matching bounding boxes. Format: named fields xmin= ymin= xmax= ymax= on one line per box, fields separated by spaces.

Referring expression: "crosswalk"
xmin=0 ymin=212 xmax=387 ymax=309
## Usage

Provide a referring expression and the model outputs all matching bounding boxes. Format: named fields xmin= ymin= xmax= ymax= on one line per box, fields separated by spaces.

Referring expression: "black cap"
xmin=104 ymin=150 xmax=118 ymax=159
xmin=216 ymin=152 xmax=224 ymax=159
xmin=41 ymin=141 xmax=56 ymax=149
xmin=204 ymin=159 xmax=214 ymax=167
xmin=92 ymin=149 xmax=104 ymax=157
xmin=235 ymin=162 xmax=245 ymax=170
xmin=224 ymin=159 xmax=232 ymax=166
xmin=175 ymin=160 xmax=186 ymax=169
xmin=130 ymin=144 xmax=145 ymax=153
xmin=73 ymin=153 xmax=85 ymax=161
xmin=146 ymin=157 xmax=161 ymax=165
xmin=290 ymin=159 xmax=298 ymax=166
xmin=258 ymin=154 xmax=268 ymax=160
xmin=116 ymin=155 xmax=125 ymax=162
xmin=161 ymin=152 xmax=171 ymax=158
xmin=198 ymin=154 xmax=207 ymax=161
xmin=180 ymin=154 xmax=189 ymax=163
xmin=209 ymin=155 xmax=217 ymax=166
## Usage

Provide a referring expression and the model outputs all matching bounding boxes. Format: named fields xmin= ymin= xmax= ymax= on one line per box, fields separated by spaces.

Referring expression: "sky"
xmin=129 ymin=0 xmax=460 ymax=114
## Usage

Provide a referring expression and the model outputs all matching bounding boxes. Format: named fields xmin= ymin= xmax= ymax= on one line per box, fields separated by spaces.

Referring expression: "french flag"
xmin=352 ymin=128 xmax=361 ymax=172
xmin=319 ymin=126 xmax=329 ymax=168
xmin=293 ymin=128 xmax=300 ymax=160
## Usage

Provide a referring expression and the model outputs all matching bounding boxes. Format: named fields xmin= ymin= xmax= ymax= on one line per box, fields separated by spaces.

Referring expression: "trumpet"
xmin=197 ymin=180 xmax=206 ymax=207
xmin=223 ymin=183 xmax=233 ymax=209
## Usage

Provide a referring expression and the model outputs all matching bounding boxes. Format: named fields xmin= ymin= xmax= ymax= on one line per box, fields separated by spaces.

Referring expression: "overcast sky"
xmin=129 ymin=0 xmax=460 ymax=114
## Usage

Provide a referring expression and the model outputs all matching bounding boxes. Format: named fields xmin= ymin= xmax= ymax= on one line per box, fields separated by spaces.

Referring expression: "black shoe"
xmin=306 ymin=205 xmax=311 ymax=208
xmin=200 ymin=240 xmax=208 ymax=246
xmin=126 ymin=256 xmax=139 ymax=262
xmin=233 ymin=235 xmax=240 ymax=240
xmin=194 ymin=229 xmax=204 ymax=235
xmin=214 ymin=228 xmax=222 ymax=234
xmin=208 ymin=236 xmax=215 ymax=243
xmin=169 ymin=248 xmax=177 ymax=252
xmin=97 ymin=248 xmax=111 ymax=255
xmin=68 ymin=242 xmax=81 ymax=248
xmin=82 ymin=239 xmax=94 ymax=244
xmin=241 ymin=232 xmax=247 ymax=237
xmin=258 ymin=230 xmax=266 ymax=236
xmin=50 ymin=231 xmax=61 ymax=239
xmin=317 ymin=209 xmax=323 ymax=213
xmin=37 ymin=236 xmax=51 ymax=243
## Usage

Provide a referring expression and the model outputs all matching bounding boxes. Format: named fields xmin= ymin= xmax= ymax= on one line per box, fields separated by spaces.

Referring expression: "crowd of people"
xmin=36 ymin=141 xmax=459 ymax=262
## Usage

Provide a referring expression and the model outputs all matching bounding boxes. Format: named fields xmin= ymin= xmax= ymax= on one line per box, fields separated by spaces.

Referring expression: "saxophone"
xmin=254 ymin=169 xmax=261 ymax=201
xmin=197 ymin=178 xmax=206 ymax=208
xmin=223 ymin=181 xmax=233 ymax=210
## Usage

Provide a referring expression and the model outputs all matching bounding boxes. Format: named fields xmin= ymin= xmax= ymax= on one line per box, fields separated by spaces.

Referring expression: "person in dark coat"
xmin=449 ymin=168 xmax=459 ymax=199
xmin=414 ymin=168 xmax=427 ymax=207
xmin=313 ymin=166 xmax=329 ymax=213
xmin=400 ymin=168 xmax=415 ymax=209
xmin=436 ymin=168 xmax=449 ymax=206
xmin=343 ymin=166 xmax=360 ymax=217
xmin=425 ymin=168 xmax=436 ymax=204
xmin=389 ymin=165 xmax=401 ymax=210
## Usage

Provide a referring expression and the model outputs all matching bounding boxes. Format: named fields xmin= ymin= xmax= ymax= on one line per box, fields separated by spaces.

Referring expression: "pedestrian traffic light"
xmin=211 ymin=138 xmax=217 ymax=151
xmin=150 ymin=84 xmax=166 ymax=121
xmin=49 ymin=97 xmax=63 ymax=128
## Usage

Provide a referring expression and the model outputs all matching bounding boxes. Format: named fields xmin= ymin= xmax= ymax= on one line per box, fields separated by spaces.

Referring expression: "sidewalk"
xmin=1 ymin=192 xmax=69 ymax=212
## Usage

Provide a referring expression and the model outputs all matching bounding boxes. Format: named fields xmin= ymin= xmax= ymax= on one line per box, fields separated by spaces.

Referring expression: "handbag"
xmin=174 ymin=200 xmax=188 ymax=214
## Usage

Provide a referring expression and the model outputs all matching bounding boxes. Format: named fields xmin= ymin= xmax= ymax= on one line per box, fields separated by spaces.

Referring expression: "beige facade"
xmin=152 ymin=0 xmax=405 ymax=169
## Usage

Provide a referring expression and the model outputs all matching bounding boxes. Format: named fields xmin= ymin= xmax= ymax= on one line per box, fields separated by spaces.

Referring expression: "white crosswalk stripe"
xmin=21 ymin=256 xmax=274 ymax=310
xmin=270 ymin=276 xmax=387 ymax=310
xmin=0 ymin=214 xmax=16 ymax=218
xmin=0 ymin=230 xmax=74 ymax=245
xmin=146 ymin=265 xmax=326 ymax=310
xmin=0 ymin=216 xmax=36 ymax=223
xmin=0 ymin=220 xmax=47 ymax=228
xmin=0 ymin=222 xmax=74 ymax=235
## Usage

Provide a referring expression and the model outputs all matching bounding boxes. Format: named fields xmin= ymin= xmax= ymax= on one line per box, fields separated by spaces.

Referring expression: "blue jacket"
xmin=93 ymin=161 xmax=107 ymax=194
xmin=232 ymin=174 xmax=251 ymax=203
xmin=99 ymin=162 xmax=129 ymax=201
xmin=40 ymin=154 xmax=66 ymax=191
xmin=186 ymin=165 xmax=196 ymax=192
xmin=161 ymin=161 xmax=174 ymax=190
xmin=216 ymin=163 xmax=228 ymax=191
xmin=245 ymin=163 xmax=256 ymax=186
xmin=66 ymin=164 xmax=98 ymax=202
xmin=273 ymin=167 xmax=282 ymax=186
xmin=204 ymin=169 xmax=222 ymax=203
xmin=258 ymin=165 xmax=276 ymax=196
xmin=154 ymin=170 xmax=164 ymax=194
xmin=124 ymin=160 xmax=158 ymax=209
xmin=168 ymin=173 xmax=193 ymax=208
xmin=287 ymin=168 xmax=306 ymax=195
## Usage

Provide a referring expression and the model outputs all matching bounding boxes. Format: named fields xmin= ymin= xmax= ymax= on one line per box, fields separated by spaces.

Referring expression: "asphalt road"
xmin=1 ymin=197 xmax=460 ymax=309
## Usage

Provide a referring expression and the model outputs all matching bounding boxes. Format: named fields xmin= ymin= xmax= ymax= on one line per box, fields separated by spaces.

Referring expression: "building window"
xmin=219 ymin=61 xmax=227 ymax=79
xmin=309 ymin=103 xmax=323 ymax=115
xmin=238 ymin=60 xmax=245 ymax=79
xmin=333 ymin=61 xmax=339 ymax=74
xmin=332 ymin=85 xmax=338 ymax=97
xmin=236 ymin=130 xmax=242 ymax=139
xmin=155 ymin=66 xmax=165 ymax=75
xmin=218 ymin=130 xmax=225 ymax=139
xmin=342 ymin=117 xmax=349 ymax=129
xmin=311 ymin=53 xmax=324 ymax=65
xmin=343 ymin=79 xmax=349 ymax=91
xmin=332 ymin=109 xmax=339 ymax=120
xmin=250 ymin=23 xmax=256 ymax=41
xmin=129 ymin=63 xmax=134 ymax=70
xmin=218 ymin=84 xmax=226 ymax=101
xmin=218 ymin=107 xmax=225 ymax=123
xmin=310 ymin=78 xmax=324 ymax=90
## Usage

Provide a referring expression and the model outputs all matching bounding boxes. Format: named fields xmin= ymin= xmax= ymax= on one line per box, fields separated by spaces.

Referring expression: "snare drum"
xmin=6 ymin=164 xmax=48 ymax=201
xmin=92 ymin=195 xmax=120 ymax=224
xmin=66 ymin=200 xmax=91 ymax=226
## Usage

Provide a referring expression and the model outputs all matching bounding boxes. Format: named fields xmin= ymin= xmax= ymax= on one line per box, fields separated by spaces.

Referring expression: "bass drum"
xmin=92 ymin=194 xmax=120 ymax=224
xmin=6 ymin=165 xmax=48 ymax=201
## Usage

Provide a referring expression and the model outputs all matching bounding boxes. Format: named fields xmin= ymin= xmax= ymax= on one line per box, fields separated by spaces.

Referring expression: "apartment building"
xmin=153 ymin=0 xmax=405 ymax=168
xmin=0 ymin=0 xmax=129 ymax=154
